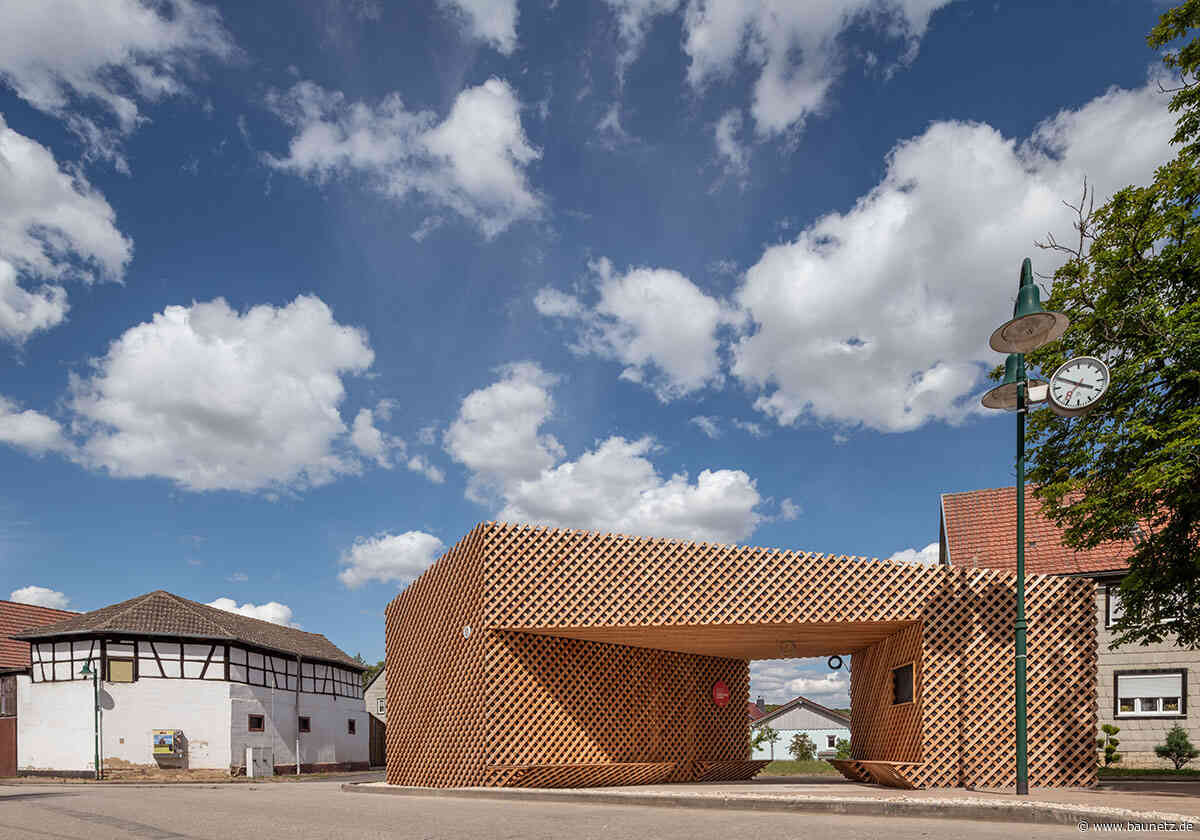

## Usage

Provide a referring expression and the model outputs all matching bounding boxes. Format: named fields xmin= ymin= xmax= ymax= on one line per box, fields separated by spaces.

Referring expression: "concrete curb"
xmin=341 ymin=782 xmax=1200 ymax=827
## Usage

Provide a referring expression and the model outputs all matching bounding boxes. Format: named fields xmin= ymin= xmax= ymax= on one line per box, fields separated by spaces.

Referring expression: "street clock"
xmin=1048 ymin=356 xmax=1110 ymax=417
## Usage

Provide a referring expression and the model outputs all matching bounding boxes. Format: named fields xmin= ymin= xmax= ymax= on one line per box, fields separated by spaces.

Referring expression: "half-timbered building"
xmin=11 ymin=590 xmax=367 ymax=776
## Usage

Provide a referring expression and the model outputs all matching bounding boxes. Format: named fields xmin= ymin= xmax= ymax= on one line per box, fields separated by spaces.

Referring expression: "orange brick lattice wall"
xmin=385 ymin=522 xmax=1097 ymax=789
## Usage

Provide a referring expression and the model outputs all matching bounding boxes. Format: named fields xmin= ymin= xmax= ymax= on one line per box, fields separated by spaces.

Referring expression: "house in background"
xmin=364 ymin=666 xmax=386 ymax=768
xmin=941 ymin=485 xmax=1200 ymax=768
xmin=0 ymin=600 xmax=77 ymax=777
xmin=749 ymin=694 xmax=850 ymax=760
xmin=747 ymin=696 xmax=766 ymax=724
xmin=12 ymin=590 xmax=367 ymax=777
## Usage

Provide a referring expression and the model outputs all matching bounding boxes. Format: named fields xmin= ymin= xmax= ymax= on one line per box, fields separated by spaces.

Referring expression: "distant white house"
xmin=364 ymin=666 xmax=386 ymax=768
xmin=750 ymin=694 xmax=850 ymax=760
xmin=12 ymin=590 xmax=368 ymax=777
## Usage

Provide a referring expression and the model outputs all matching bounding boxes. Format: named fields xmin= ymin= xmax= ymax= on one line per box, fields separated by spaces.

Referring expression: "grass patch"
xmin=1099 ymin=766 xmax=1200 ymax=778
xmin=758 ymin=759 xmax=839 ymax=776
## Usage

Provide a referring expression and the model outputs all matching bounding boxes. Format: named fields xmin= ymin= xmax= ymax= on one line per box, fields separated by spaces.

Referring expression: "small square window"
xmin=1139 ymin=697 xmax=1159 ymax=713
xmin=1164 ymin=697 xmax=1181 ymax=713
xmin=248 ymin=714 xmax=265 ymax=732
xmin=826 ymin=735 xmax=837 ymax=748
xmin=298 ymin=716 xmax=311 ymax=733
xmin=348 ymin=719 xmax=356 ymax=735
xmin=107 ymin=658 xmax=135 ymax=683
xmin=892 ymin=662 xmax=914 ymax=705
xmin=377 ymin=698 xmax=385 ymax=715
xmin=1119 ymin=698 xmax=1135 ymax=713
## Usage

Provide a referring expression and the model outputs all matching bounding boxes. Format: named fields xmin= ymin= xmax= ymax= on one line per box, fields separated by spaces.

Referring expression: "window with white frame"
xmin=1115 ymin=670 xmax=1186 ymax=718
xmin=1106 ymin=585 xmax=1125 ymax=627
xmin=826 ymin=735 xmax=837 ymax=748
xmin=377 ymin=698 xmax=385 ymax=715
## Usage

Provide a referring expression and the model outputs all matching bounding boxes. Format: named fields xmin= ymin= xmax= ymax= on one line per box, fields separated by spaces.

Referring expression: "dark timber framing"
xmin=27 ymin=632 xmax=362 ymax=697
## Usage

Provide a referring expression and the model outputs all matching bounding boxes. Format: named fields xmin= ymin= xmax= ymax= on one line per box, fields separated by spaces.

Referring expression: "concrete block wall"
xmin=1095 ymin=586 xmax=1200 ymax=768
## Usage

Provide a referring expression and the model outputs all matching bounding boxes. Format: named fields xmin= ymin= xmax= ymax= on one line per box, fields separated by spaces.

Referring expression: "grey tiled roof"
xmin=13 ymin=590 xmax=362 ymax=669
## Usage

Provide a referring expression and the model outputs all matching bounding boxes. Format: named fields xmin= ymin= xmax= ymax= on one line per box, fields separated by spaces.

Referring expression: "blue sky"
xmin=0 ymin=0 xmax=1179 ymax=705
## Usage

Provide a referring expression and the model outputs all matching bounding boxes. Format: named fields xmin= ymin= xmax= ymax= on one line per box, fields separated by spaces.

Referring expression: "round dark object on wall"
xmin=827 ymin=655 xmax=843 ymax=671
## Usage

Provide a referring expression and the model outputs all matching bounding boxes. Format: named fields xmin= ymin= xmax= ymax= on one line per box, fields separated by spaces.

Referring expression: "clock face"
xmin=1049 ymin=356 xmax=1110 ymax=415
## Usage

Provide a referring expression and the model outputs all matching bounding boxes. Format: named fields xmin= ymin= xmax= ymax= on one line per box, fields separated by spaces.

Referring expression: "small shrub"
xmin=1098 ymin=723 xmax=1122 ymax=766
xmin=834 ymin=738 xmax=851 ymax=759
xmin=788 ymin=732 xmax=816 ymax=761
xmin=1155 ymin=725 xmax=1199 ymax=770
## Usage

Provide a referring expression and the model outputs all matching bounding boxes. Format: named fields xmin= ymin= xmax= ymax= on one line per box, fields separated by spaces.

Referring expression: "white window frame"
xmin=826 ymin=735 xmax=837 ymax=749
xmin=377 ymin=697 xmax=385 ymax=715
xmin=1114 ymin=669 xmax=1186 ymax=719
xmin=1105 ymin=585 xmax=1124 ymax=628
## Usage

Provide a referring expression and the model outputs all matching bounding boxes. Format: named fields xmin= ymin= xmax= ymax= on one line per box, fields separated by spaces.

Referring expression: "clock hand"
xmin=1059 ymin=378 xmax=1096 ymax=390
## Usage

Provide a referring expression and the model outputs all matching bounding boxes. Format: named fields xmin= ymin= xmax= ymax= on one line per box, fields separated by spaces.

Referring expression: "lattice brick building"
xmin=385 ymin=522 xmax=1097 ymax=790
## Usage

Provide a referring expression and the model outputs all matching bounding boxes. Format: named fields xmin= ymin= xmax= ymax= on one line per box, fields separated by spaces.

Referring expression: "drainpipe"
xmin=93 ymin=663 xmax=101 ymax=780
xmin=295 ymin=654 xmax=301 ymax=776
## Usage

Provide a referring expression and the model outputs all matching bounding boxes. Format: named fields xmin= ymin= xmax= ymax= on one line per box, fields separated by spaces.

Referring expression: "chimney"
xmin=756 ymin=696 xmax=765 ymax=713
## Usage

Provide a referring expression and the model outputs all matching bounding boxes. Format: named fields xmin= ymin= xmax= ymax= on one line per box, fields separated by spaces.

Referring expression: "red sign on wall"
xmin=712 ymin=680 xmax=730 ymax=707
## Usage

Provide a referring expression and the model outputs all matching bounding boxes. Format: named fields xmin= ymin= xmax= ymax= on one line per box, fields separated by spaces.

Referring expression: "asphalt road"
xmin=0 ymin=781 xmax=1115 ymax=839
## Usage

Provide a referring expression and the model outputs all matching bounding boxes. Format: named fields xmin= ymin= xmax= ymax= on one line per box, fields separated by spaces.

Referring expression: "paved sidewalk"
xmin=344 ymin=775 xmax=1200 ymax=827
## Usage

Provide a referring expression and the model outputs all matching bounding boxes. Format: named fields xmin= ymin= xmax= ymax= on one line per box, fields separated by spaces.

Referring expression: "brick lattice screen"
xmin=385 ymin=522 xmax=1096 ymax=789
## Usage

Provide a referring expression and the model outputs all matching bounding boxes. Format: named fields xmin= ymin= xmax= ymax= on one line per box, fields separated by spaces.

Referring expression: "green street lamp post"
xmin=981 ymin=258 xmax=1068 ymax=796
xmin=79 ymin=660 xmax=101 ymax=780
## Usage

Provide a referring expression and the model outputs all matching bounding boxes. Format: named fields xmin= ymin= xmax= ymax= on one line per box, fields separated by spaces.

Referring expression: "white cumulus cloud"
xmin=0 ymin=396 xmax=73 ymax=456
xmin=535 ymin=258 xmax=742 ymax=402
xmin=690 ymin=415 xmax=721 ymax=438
xmin=207 ymin=597 xmax=300 ymax=628
xmin=604 ymin=0 xmax=950 ymax=138
xmin=732 ymin=78 xmax=1177 ymax=432
xmin=445 ymin=363 xmax=765 ymax=544
xmin=9 ymin=585 xmax=71 ymax=610
xmin=267 ymin=77 xmax=541 ymax=238
xmin=0 ymin=0 xmax=237 ymax=169
xmin=443 ymin=362 xmax=565 ymax=503
xmin=437 ymin=0 xmax=519 ymax=54
xmin=0 ymin=116 xmax=131 ymax=343
xmin=751 ymin=659 xmax=849 ymax=705
xmin=338 ymin=530 xmax=446 ymax=588
xmin=886 ymin=542 xmax=939 ymax=565
xmin=683 ymin=0 xmax=951 ymax=137
xmin=67 ymin=295 xmax=375 ymax=493
xmin=604 ymin=0 xmax=683 ymax=80
xmin=713 ymin=108 xmax=749 ymax=181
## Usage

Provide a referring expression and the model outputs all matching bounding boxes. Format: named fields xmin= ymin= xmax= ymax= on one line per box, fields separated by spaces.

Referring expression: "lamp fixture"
xmin=988 ymin=258 xmax=1069 ymax=354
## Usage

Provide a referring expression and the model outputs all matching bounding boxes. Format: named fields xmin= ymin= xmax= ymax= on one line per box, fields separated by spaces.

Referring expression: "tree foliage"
xmin=835 ymin=738 xmax=852 ymax=759
xmin=354 ymin=653 xmax=385 ymax=687
xmin=788 ymin=732 xmax=816 ymax=761
xmin=751 ymin=725 xmax=780 ymax=755
xmin=1021 ymin=0 xmax=1200 ymax=648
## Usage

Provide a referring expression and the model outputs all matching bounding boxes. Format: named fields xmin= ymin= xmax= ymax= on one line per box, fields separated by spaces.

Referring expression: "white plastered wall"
xmin=230 ymin=684 xmax=367 ymax=770
xmin=17 ymin=676 xmax=233 ymax=771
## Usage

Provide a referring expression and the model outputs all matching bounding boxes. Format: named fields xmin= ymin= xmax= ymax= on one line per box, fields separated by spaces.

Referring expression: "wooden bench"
xmin=856 ymin=760 xmax=926 ymax=790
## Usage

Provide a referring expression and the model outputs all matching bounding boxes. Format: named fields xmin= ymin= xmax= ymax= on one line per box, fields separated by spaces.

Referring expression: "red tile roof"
xmin=752 ymin=694 xmax=851 ymax=728
xmin=0 ymin=600 xmax=77 ymax=670
xmin=941 ymin=486 xmax=1133 ymax=576
xmin=747 ymin=701 xmax=765 ymax=722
